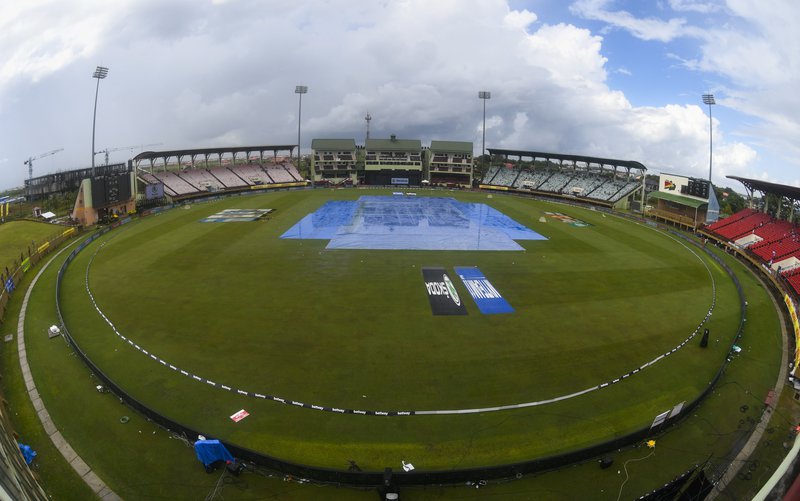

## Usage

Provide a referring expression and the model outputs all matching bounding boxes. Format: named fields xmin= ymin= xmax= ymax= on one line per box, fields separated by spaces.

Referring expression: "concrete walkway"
xmin=16 ymin=244 xmax=121 ymax=501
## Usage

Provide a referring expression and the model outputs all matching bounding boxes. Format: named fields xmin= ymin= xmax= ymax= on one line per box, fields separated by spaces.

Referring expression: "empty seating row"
xmin=712 ymin=212 xmax=771 ymax=240
xmin=537 ymin=172 xmax=572 ymax=192
xmin=481 ymin=167 xmax=640 ymax=203
xmin=706 ymin=208 xmax=756 ymax=232
xmin=209 ymin=167 xmax=247 ymax=188
xmin=139 ymin=163 xmax=304 ymax=198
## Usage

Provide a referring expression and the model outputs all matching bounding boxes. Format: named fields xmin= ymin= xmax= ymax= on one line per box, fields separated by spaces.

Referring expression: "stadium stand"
xmin=491 ymin=167 xmax=519 ymax=187
xmin=137 ymin=161 xmax=306 ymax=200
xmin=483 ymin=165 xmax=500 ymax=184
xmin=752 ymin=234 xmax=800 ymax=261
xmin=784 ymin=267 xmax=800 ymax=294
xmin=178 ymin=169 xmax=224 ymax=192
xmin=264 ymin=165 xmax=296 ymax=183
xmin=704 ymin=205 xmax=800 ymax=295
xmin=537 ymin=172 xmax=572 ymax=193
xmin=151 ymin=171 xmax=199 ymax=196
xmin=705 ymin=208 xmax=756 ymax=233
xmin=482 ymin=165 xmax=641 ymax=204
xmin=708 ymin=211 xmax=771 ymax=240
xmin=208 ymin=167 xmax=248 ymax=188
xmin=231 ymin=164 xmax=269 ymax=185
xmin=594 ymin=180 xmax=641 ymax=203
xmin=513 ymin=170 xmax=551 ymax=190
xmin=561 ymin=175 xmax=605 ymax=195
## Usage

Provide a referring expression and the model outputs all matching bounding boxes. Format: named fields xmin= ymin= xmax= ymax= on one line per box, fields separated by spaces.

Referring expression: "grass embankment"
xmin=0 ymin=220 xmax=62 ymax=272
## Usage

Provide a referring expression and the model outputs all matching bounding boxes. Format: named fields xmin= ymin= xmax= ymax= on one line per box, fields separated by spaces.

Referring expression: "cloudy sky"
xmin=0 ymin=0 xmax=798 ymax=192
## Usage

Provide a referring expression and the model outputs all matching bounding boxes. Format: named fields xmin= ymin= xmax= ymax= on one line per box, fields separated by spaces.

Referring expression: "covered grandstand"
xmin=311 ymin=138 xmax=358 ymax=184
xmin=703 ymin=176 xmax=800 ymax=297
xmin=481 ymin=148 xmax=645 ymax=208
xmin=427 ymin=140 xmax=473 ymax=187
xmin=364 ymin=136 xmax=423 ymax=186
xmin=133 ymin=145 xmax=304 ymax=200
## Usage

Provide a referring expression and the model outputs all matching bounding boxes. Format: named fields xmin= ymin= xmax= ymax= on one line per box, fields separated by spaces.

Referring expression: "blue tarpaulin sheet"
xmin=280 ymin=196 xmax=547 ymax=250
xmin=18 ymin=443 xmax=36 ymax=465
xmin=194 ymin=439 xmax=234 ymax=467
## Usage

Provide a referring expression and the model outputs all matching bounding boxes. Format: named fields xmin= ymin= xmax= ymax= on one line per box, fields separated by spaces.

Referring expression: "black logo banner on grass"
xmin=422 ymin=267 xmax=467 ymax=315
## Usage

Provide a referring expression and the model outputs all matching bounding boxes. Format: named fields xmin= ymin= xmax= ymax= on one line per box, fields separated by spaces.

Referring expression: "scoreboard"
xmin=91 ymin=173 xmax=132 ymax=208
xmin=659 ymin=173 xmax=710 ymax=201
xmin=681 ymin=178 xmax=710 ymax=199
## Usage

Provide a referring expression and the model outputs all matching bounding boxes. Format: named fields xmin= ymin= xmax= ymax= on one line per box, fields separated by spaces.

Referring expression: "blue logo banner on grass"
xmin=454 ymin=267 xmax=514 ymax=314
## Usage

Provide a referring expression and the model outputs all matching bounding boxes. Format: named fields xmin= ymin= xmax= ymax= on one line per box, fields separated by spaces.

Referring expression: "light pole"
xmin=295 ymin=85 xmax=308 ymax=172
xmin=702 ymin=93 xmax=715 ymax=184
xmin=91 ymin=66 xmax=109 ymax=178
xmin=479 ymin=91 xmax=491 ymax=170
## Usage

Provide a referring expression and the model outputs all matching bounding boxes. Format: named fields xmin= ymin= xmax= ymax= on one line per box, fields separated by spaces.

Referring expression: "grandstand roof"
xmin=728 ymin=176 xmax=800 ymax=201
xmin=366 ymin=138 xmax=421 ymax=152
xmin=311 ymin=139 xmax=357 ymax=151
xmin=648 ymin=190 xmax=707 ymax=208
xmin=132 ymin=145 xmax=296 ymax=163
xmin=429 ymin=140 xmax=473 ymax=154
xmin=487 ymin=148 xmax=647 ymax=171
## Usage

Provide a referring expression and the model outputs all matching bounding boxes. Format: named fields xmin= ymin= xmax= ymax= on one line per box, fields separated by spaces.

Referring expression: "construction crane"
xmin=94 ymin=143 xmax=163 ymax=166
xmin=24 ymin=148 xmax=64 ymax=181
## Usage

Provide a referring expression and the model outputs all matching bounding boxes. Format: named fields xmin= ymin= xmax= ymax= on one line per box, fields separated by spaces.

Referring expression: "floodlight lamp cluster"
xmin=295 ymin=85 xmax=308 ymax=94
xmin=478 ymin=91 xmax=491 ymax=99
xmin=702 ymin=93 xmax=715 ymax=105
xmin=93 ymin=66 xmax=109 ymax=79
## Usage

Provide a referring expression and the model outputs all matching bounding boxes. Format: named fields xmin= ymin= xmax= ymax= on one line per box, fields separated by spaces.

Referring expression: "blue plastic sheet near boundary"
xmin=18 ymin=443 xmax=36 ymax=465
xmin=280 ymin=196 xmax=546 ymax=250
xmin=194 ymin=439 xmax=234 ymax=467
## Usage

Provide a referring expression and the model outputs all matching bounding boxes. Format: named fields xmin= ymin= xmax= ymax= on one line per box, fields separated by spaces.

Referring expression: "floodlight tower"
xmin=478 ymin=91 xmax=491 ymax=169
xmin=702 ymin=93 xmax=715 ymax=184
xmin=365 ymin=112 xmax=372 ymax=142
xmin=91 ymin=65 xmax=109 ymax=178
xmin=295 ymin=85 xmax=308 ymax=169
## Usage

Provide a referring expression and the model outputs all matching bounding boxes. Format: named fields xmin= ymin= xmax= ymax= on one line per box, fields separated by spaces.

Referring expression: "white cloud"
xmin=667 ymin=0 xmax=722 ymax=14
xmin=570 ymin=0 xmax=689 ymax=42
xmin=504 ymin=9 xmax=538 ymax=30
xmin=0 ymin=1 xmax=123 ymax=89
xmin=0 ymin=0 xmax=768 ymax=190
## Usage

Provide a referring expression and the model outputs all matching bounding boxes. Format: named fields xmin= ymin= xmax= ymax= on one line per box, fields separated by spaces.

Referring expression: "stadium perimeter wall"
xmin=52 ymin=191 xmax=748 ymax=487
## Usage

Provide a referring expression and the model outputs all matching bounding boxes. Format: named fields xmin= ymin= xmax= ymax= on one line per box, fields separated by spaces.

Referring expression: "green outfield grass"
xmin=53 ymin=189 xmax=747 ymax=471
xmin=1 ymin=188 xmax=785 ymax=499
xmin=0 ymin=220 xmax=62 ymax=271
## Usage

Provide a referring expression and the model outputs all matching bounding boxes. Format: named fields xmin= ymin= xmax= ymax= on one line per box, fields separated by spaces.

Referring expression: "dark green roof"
xmin=648 ymin=190 xmax=707 ymax=208
xmin=311 ymin=139 xmax=356 ymax=151
xmin=366 ymin=138 xmax=421 ymax=152
xmin=429 ymin=140 xmax=473 ymax=154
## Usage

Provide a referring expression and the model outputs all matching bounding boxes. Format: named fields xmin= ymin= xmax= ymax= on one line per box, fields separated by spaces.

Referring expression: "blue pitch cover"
xmin=454 ymin=266 xmax=515 ymax=314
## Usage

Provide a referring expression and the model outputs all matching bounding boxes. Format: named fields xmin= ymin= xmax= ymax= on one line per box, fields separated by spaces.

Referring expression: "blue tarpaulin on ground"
xmin=280 ymin=196 xmax=547 ymax=250
xmin=194 ymin=439 xmax=234 ymax=467
xmin=18 ymin=443 xmax=36 ymax=465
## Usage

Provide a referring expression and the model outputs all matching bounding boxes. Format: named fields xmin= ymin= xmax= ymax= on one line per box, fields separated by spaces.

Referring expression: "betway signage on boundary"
xmin=455 ymin=266 xmax=514 ymax=314
xmin=422 ymin=267 xmax=467 ymax=315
